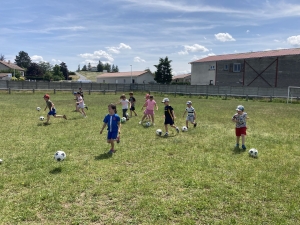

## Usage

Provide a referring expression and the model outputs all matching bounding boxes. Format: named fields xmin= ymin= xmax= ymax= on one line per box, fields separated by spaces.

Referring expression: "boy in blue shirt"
xmin=100 ymin=104 xmax=121 ymax=154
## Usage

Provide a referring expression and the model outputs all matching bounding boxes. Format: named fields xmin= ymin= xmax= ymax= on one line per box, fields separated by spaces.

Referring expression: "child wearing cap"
xmin=100 ymin=104 xmax=121 ymax=155
xmin=139 ymin=95 xmax=158 ymax=125
xmin=129 ymin=92 xmax=138 ymax=117
xmin=162 ymin=98 xmax=179 ymax=136
xmin=182 ymin=101 xmax=197 ymax=128
xmin=232 ymin=105 xmax=249 ymax=149
xmin=43 ymin=94 xmax=67 ymax=124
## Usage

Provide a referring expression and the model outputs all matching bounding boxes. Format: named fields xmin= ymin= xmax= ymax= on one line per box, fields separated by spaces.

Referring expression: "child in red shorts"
xmin=232 ymin=105 xmax=249 ymax=149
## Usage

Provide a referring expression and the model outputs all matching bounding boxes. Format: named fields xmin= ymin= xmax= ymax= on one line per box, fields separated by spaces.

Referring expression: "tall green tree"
xmin=111 ymin=64 xmax=115 ymax=72
xmin=53 ymin=64 xmax=64 ymax=81
xmin=82 ymin=65 xmax=87 ymax=71
xmin=15 ymin=51 xmax=31 ymax=69
xmin=154 ymin=56 xmax=173 ymax=84
xmin=77 ymin=65 xmax=80 ymax=72
xmin=38 ymin=61 xmax=53 ymax=74
xmin=103 ymin=63 xmax=111 ymax=72
xmin=88 ymin=62 xmax=91 ymax=71
xmin=97 ymin=60 xmax=103 ymax=72
xmin=115 ymin=65 xmax=119 ymax=72
xmin=26 ymin=63 xmax=44 ymax=78
xmin=60 ymin=62 xmax=69 ymax=80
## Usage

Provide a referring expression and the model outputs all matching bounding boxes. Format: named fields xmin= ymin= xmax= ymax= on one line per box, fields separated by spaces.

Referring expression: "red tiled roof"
xmin=97 ymin=71 xmax=150 ymax=78
xmin=191 ymin=48 xmax=300 ymax=63
xmin=172 ymin=74 xmax=191 ymax=79
xmin=0 ymin=60 xmax=25 ymax=70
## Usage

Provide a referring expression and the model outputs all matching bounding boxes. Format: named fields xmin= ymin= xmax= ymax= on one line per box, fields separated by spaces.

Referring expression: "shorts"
xmin=164 ymin=117 xmax=174 ymax=125
xmin=107 ymin=131 xmax=118 ymax=140
xmin=78 ymin=105 xmax=85 ymax=109
xmin=130 ymin=106 xmax=135 ymax=111
xmin=186 ymin=115 xmax=195 ymax=122
xmin=48 ymin=108 xmax=56 ymax=116
xmin=235 ymin=127 xmax=247 ymax=136
xmin=144 ymin=109 xmax=154 ymax=115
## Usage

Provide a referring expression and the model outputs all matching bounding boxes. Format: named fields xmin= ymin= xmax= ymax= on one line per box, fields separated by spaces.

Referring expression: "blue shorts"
xmin=164 ymin=117 xmax=174 ymax=125
xmin=107 ymin=131 xmax=118 ymax=140
xmin=48 ymin=108 xmax=56 ymax=116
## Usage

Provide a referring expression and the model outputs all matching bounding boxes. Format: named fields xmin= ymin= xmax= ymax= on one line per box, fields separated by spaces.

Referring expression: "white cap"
xmin=186 ymin=101 xmax=192 ymax=105
xmin=162 ymin=98 xmax=169 ymax=103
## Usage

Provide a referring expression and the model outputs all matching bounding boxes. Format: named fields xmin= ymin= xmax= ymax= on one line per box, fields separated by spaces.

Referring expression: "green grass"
xmin=1 ymin=91 xmax=300 ymax=224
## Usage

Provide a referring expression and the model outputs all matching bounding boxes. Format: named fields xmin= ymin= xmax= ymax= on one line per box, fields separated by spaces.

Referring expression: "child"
xmin=182 ymin=101 xmax=197 ymax=128
xmin=78 ymin=87 xmax=88 ymax=110
xmin=74 ymin=92 xmax=79 ymax=111
xmin=141 ymin=93 xmax=150 ymax=120
xmin=139 ymin=95 xmax=158 ymax=125
xmin=76 ymin=92 xmax=87 ymax=118
xmin=43 ymin=94 xmax=67 ymax=124
xmin=117 ymin=94 xmax=131 ymax=120
xmin=129 ymin=92 xmax=138 ymax=117
xmin=100 ymin=104 xmax=121 ymax=154
xmin=162 ymin=98 xmax=179 ymax=136
xmin=232 ymin=105 xmax=249 ymax=149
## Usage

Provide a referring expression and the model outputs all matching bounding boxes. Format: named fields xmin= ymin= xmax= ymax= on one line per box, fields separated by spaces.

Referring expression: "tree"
xmin=82 ymin=65 xmax=87 ymax=71
xmin=115 ymin=65 xmax=119 ymax=72
xmin=154 ymin=56 xmax=173 ymax=84
xmin=111 ymin=64 xmax=115 ymax=72
xmin=97 ymin=61 xmax=103 ymax=72
xmin=53 ymin=64 xmax=64 ymax=81
xmin=38 ymin=61 xmax=53 ymax=74
xmin=26 ymin=63 xmax=44 ymax=78
xmin=60 ymin=62 xmax=69 ymax=80
xmin=0 ymin=54 xmax=5 ymax=61
xmin=103 ymin=63 xmax=111 ymax=72
xmin=88 ymin=62 xmax=91 ymax=71
xmin=15 ymin=51 xmax=31 ymax=69
xmin=77 ymin=65 xmax=80 ymax=72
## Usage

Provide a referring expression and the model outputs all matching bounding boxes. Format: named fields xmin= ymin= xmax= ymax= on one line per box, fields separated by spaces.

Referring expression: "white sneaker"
xmin=153 ymin=123 xmax=155 ymax=126
xmin=139 ymin=121 xmax=142 ymax=124
xmin=164 ymin=132 xmax=168 ymax=137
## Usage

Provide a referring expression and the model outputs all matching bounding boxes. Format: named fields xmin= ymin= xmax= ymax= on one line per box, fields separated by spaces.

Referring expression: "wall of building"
xmin=0 ymin=64 xmax=9 ymax=70
xmin=96 ymin=72 xmax=155 ymax=84
xmin=191 ymin=62 xmax=216 ymax=85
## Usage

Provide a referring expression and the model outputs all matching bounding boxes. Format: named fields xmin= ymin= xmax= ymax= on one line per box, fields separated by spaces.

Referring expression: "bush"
xmin=11 ymin=77 xmax=18 ymax=81
xmin=18 ymin=77 xmax=25 ymax=81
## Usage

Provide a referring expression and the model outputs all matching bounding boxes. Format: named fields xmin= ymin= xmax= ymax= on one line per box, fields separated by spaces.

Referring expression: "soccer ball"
xmin=182 ymin=126 xmax=188 ymax=132
xmin=39 ymin=116 xmax=44 ymax=121
xmin=156 ymin=129 xmax=162 ymax=136
xmin=121 ymin=117 xmax=126 ymax=123
xmin=37 ymin=107 xmax=41 ymax=111
xmin=145 ymin=122 xmax=151 ymax=127
xmin=54 ymin=150 xmax=66 ymax=161
xmin=249 ymin=148 xmax=258 ymax=158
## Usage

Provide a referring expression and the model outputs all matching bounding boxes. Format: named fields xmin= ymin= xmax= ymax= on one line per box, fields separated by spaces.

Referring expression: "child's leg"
xmin=81 ymin=108 xmax=86 ymax=116
xmin=110 ymin=139 xmax=115 ymax=150
xmin=236 ymin=136 xmax=240 ymax=145
xmin=46 ymin=114 xmax=50 ymax=123
xmin=241 ymin=135 xmax=245 ymax=145
xmin=53 ymin=114 xmax=67 ymax=119
xmin=186 ymin=120 xmax=188 ymax=127
xmin=130 ymin=109 xmax=133 ymax=117
xmin=165 ymin=124 xmax=169 ymax=133
xmin=150 ymin=114 xmax=154 ymax=123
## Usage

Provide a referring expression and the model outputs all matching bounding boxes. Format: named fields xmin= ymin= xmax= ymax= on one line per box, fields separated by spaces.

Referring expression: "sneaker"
xmin=176 ymin=127 xmax=180 ymax=133
xmin=116 ymin=136 xmax=120 ymax=143
xmin=107 ymin=149 xmax=115 ymax=154
xmin=63 ymin=115 xmax=67 ymax=120
xmin=242 ymin=145 xmax=246 ymax=150
xmin=153 ymin=123 xmax=155 ymax=126
xmin=194 ymin=122 xmax=197 ymax=128
xmin=235 ymin=144 xmax=239 ymax=148
xmin=85 ymin=106 xmax=88 ymax=110
xmin=139 ymin=121 xmax=142 ymax=124
xmin=164 ymin=132 xmax=168 ymax=137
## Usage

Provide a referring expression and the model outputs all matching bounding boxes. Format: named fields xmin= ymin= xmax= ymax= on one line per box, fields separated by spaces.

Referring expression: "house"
xmin=0 ymin=73 xmax=12 ymax=80
xmin=172 ymin=74 xmax=191 ymax=83
xmin=0 ymin=60 xmax=25 ymax=76
xmin=90 ymin=67 xmax=97 ymax=72
xmin=96 ymin=71 xmax=155 ymax=84
xmin=190 ymin=48 xmax=300 ymax=87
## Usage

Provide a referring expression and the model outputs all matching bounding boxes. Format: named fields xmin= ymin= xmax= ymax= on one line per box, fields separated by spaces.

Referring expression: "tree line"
xmin=78 ymin=61 xmax=119 ymax=73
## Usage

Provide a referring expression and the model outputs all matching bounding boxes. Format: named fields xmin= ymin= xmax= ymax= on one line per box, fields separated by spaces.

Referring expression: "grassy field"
xmin=0 ymin=91 xmax=300 ymax=224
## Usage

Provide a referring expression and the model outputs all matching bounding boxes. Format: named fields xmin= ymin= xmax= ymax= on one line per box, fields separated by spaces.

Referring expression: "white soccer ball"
xmin=54 ymin=150 xmax=66 ymax=161
xmin=182 ymin=126 xmax=188 ymax=132
xmin=36 ymin=107 xmax=41 ymax=111
xmin=39 ymin=116 xmax=45 ymax=121
xmin=156 ymin=129 xmax=162 ymax=136
xmin=145 ymin=122 xmax=151 ymax=127
xmin=249 ymin=148 xmax=258 ymax=158
xmin=0 ymin=159 xmax=3 ymax=164
xmin=121 ymin=117 xmax=126 ymax=123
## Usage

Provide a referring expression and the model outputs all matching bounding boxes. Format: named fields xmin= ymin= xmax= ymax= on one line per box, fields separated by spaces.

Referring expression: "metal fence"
xmin=1 ymin=80 xmax=299 ymax=99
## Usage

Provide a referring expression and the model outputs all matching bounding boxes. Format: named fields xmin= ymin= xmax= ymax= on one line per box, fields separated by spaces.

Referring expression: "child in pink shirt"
xmin=139 ymin=95 xmax=158 ymax=125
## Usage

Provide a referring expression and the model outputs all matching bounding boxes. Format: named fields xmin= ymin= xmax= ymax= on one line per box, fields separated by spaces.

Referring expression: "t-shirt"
xmin=78 ymin=96 xmax=84 ymax=108
xmin=120 ymin=99 xmax=130 ymax=109
xmin=186 ymin=106 xmax=195 ymax=116
xmin=129 ymin=96 xmax=136 ymax=107
xmin=46 ymin=99 xmax=54 ymax=110
xmin=103 ymin=114 xmax=120 ymax=132
xmin=146 ymin=99 xmax=156 ymax=110
xmin=232 ymin=112 xmax=247 ymax=128
xmin=164 ymin=105 xmax=174 ymax=120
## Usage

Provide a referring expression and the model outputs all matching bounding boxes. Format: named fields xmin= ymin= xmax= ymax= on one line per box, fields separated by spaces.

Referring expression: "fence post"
xmin=189 ymin=92 xmax=191 ymax=98
xmin=175 ymin=92 xmax=177 ymax=97
xmin=246 ymin=95 xmax=249 ymax=101
xmin=8 ymin=88 xmax=11 ymax=94
xmin=269 ymin=96 xmax=272 ymax=102
xmin=225 ymin=94 xmax=227 ymax=100
xmin=206 ymin=93 xmax=208 ymax=99
xmin=33 ymin=89 xmax=35 ymax=94
xmin=103 ymin=90 xmax=106 ymax=95
xmin=89 ymin=89 xmax=91 ymax=95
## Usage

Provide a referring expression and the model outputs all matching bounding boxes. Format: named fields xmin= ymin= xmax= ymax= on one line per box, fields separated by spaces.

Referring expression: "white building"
xmin=96 ymin=71 xmax=155 ymax=84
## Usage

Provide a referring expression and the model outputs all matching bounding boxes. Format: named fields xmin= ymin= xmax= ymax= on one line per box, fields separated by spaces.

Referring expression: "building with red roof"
xmin=96 ymin=70 xmax=155 ymax=84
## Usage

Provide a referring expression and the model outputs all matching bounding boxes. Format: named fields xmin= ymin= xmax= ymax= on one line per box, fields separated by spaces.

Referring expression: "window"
xmin=224 ymin=64 xmax=228 ymax=70
xmin=233 ymin=63 xmax=241 ymax=72
xmin=209 ymin=65 xmax=215 ymax=70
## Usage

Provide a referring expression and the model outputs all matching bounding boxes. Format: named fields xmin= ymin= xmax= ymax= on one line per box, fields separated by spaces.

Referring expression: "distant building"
xmin=96 ymin=71 xmax=155 ymax=84
xmin=0 ymin=60 xmax=25 ymax=77
xmin=0 ymin=73 xmax=12 ymax=80
xmin=172 ymin=74 xmax=191 ymax=83
xmin=90 ymin=67 xmax=97 ymax=72
xmin=190 ymin=48 xmax=300 ymax=87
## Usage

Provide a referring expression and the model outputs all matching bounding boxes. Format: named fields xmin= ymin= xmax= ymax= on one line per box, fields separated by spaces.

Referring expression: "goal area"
xmin=287 ymin=86 xmax=300 ymax=103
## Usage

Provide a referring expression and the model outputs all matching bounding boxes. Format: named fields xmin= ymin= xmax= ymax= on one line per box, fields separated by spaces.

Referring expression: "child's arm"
xmin=128 ymin=101 xmax=131 ymax=109
xmin=117 ymin=121 xmax=121 ymax=136
xmin=232 ymin=114 xmax=238 ymax=122
xmin=99 ymin=123 xmax=107 ymax=134
xmin=172 ymin=110 xmax=176 ymax=119
xmin=141 ymin=102 xmax=147 ymax=109
xmin=155 ymin=103 xmax=158 ymax=111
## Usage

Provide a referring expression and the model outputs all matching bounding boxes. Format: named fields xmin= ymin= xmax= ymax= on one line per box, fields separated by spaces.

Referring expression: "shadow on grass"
xmin=94 ymin=152 xmax=117 ymax=160
xmin=49 ymin=167 xmax=62 ymax=174
xmin=232 ymin=146 xmax=246 ymax=154
xmin=37 ymin=122 xmax=51 ymax=126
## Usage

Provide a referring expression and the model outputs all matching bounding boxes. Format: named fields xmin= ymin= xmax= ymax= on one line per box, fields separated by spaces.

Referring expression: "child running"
xmin=139 ymin=95 xmax=158 ymax=125
xmin=162 ymin=98 xmax=179 ymax=136
xmin=75 ymin=92 xmax=87 ymax=118
xmin=100 ymin=104 xmax=121 ymax=155
xmin=129 ymin=92 xmax=138 ymax=117
xmin=182 ymin=101 xmax=197 ymax=128
xmin=117 ymin=94 xmax=131 ymax=120
xmin=43 ymin=94 xmax=67 ymax=124
xmin=232 ymin=105 xmax=249 ymax=150
xmin=141 ymin=93 xmax=150 ymax=120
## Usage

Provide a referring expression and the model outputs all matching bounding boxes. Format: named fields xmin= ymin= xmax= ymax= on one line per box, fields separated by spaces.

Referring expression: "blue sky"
xmin=1 ymin=0 xmax=300 ymax=75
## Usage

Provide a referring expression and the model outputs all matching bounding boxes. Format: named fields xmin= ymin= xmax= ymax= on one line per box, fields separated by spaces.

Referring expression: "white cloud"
xmin=31 ymin=55 xmax=44 ymax=62
xmin=215 ymin=33 xmax=236 ymax=42
xmin=274 ymin=39 xmax=280 ymax=42
xmin=287 ymin=35 xmax=300 ymax=46
xmin=134 ymin=56 xmax=146 ymax=63
xmin=246 ymin=30 xmax=250 ymax=33
xmin=178 ymin=44 xmax=209 ymax=55
xmin=51 ymin=59 xmax=62 ymax=64
xmin=79 ymin=50 xmax=114 ymax=62
xmin=107 ymin=43 xmax=131 ymax=54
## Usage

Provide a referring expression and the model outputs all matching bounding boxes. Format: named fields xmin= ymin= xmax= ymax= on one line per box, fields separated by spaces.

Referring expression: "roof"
xmin=191 ymin=48 xmax=300 ymax=63
xmin=97 ymin=71 xmax=150 ymax=78
xmin=172 ymin=74 xmax=191 ymax=79
xmin=0 ymin=73 xmax=9 ymax=78
xmin=0 ymin=60 xmax=25 ymax=70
